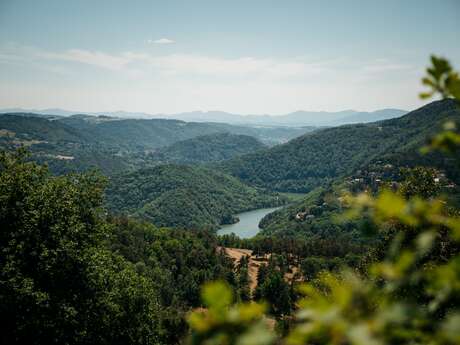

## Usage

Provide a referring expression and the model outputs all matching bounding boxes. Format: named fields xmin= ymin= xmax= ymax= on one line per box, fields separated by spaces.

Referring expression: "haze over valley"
xmin=0 ymin=107 xmax=407 ymax=126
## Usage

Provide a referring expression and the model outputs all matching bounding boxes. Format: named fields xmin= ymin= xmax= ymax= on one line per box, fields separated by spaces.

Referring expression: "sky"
xmin=0 ymin=0 xmax=459 ymax=115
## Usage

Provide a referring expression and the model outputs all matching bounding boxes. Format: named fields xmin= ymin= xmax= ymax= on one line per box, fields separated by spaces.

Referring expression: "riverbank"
xmin=217 ymin=193 xmax=307 ymax=238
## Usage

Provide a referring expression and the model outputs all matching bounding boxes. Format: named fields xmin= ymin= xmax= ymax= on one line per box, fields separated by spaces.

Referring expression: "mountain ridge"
xmin=219 ymin=99 xmax=459 ymax=193
xmin=0 ymin=107 xmax=407 ymax=126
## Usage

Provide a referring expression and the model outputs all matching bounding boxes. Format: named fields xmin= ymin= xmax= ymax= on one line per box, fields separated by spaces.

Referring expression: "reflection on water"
xmin=217 ymin=206 xmax=282 ymax=239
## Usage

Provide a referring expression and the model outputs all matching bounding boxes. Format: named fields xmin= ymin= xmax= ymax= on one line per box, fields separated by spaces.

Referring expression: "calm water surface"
xmin=217 ymin=206 xmax=282 ymax=238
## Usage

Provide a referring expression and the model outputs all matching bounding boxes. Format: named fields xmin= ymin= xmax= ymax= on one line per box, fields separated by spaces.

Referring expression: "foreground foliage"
xmin=187 ymin=56 xmax=460 ymax=345
xmin=0 ymin=150 xmax=162 ymax=344
xmin=0 ymin=151 xmax=238 ymax=344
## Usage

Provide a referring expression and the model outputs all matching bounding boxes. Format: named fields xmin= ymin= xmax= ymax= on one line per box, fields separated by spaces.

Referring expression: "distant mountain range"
xmin=0 ymin=107 xmax=407 ymax=127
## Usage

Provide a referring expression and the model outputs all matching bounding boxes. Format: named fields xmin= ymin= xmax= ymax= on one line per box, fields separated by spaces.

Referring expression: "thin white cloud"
xmin=147 ymin=38 xmax=175 ymax=44
xmin=23 ymin=47 xmax=329 ymax=80
xmin=362 ymin=62 xmax=412 ymax=73
xmin=38 ymin=49 xmax=130 ymax=71
xmin=0 ymin=46 xmax=419 ymax=87
xmin=114 ymin=53 xmax=329 ymax=81
xmin=0 ymin=44 xmax=422 ymax=113
xmin=1 ymin=46 xmax=419 ymax=82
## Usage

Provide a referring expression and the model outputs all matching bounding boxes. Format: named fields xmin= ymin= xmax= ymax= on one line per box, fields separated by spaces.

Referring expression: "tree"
xmin=398 ymin=166 xmax=440 ymax=199
xmin=0 ymin=150 xmax=161 ymax=345
xmin=235 ymin=255 xmax=251 ymax=302
xmin=300 ymin=257 xmax=327 ymax=281
xmin=255 ymin=264 xmax=292 ymax=317
xmin=236 ymin=266 xmax=251 ymax=302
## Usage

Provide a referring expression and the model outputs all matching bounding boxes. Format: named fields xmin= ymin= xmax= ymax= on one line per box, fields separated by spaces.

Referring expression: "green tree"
xmin=0 ymin=150 xmax=161 ymax=345
xmin=398 ymin=166 xmax=440 ymax=199
xmin=257 ymin=268 xmax=291 ymax=317
xmin=300 ymin=257 xmax=327 ymax=281
xmin=236 ymin=256 xmax=251 ymax=302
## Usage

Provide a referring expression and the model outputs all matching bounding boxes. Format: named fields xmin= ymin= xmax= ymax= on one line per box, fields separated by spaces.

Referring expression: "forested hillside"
xmin=0 ymin=112 xmax=314 ymax=149
xmin=0 ymin=114 xmax=86 ymax=143
xmin=220 ymin=99 xmax=460 ymax=192
xmin=151 ymin=133 xmax=266 ymax=164
xmin=58 ymin=115 xmax=316 ymax=146
xmin=0 ymin=150 xmax=240 ymax=344
xmin=257 ymin=163 xmax=459 ymax=236
xmin=106 ymin=164 xmax=286 ymax=229
xmin=0 ymin=112 xmax=315 ymax=174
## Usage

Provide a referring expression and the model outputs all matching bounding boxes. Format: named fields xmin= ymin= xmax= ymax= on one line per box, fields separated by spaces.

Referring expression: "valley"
xmin=3 ymin=2 xmax=460 ymax=344
xmin=2 ymin=96 xmax=460 ymax=345
xmin=1 ymin=99 xmax=458 ymax=233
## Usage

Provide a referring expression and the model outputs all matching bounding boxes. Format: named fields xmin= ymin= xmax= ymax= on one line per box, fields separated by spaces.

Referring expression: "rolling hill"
xmin=151 ymin=133 xmax=266 ymax=164
xmin=0 ymin=112 xmax=315 ymax=174
xmin=105 ymin=164 xmax=286 ymax=230
xmin=56 ymin=115 xmax=315 ymax=147
xmin=220 ymin=99 xmax=460 ymax=193
xmin=0 ymin=114 xmax=86 ymax=143
xmin=0 ymin=112 xmax=316 ymax=148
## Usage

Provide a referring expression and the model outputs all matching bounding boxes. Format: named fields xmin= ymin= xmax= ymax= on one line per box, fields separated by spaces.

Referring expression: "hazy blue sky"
xmin=1 ymin=0 xmax=459 ymax=114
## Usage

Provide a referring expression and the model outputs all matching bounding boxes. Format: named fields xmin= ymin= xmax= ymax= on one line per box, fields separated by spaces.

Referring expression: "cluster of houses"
xmin=347 ymin=162 xmax=456 ymax=194
xmin=346 ymin=163 xmax=397 ymax=193
xmin=294 ymin=202 xmax=331 ymax=222
xmin=293 ymin=162 xmax=457 ymax=223
xmin=295 ymin=211 xmax=315 ymax=222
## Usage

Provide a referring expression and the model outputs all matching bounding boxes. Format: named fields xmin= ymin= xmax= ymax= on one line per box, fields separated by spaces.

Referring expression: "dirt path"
xmin=220 ymin=247 xmax=265 ymax=291
xmin=219 ymin=247 xmax=301 ymax=292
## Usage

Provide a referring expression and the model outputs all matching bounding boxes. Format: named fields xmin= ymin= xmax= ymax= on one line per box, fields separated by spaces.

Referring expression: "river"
xmin=217 ymin=206 xmax=283 ymax=238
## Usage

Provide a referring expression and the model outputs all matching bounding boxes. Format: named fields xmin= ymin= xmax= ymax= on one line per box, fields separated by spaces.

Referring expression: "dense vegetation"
xmin=0 ymin=150 xmax=243 ymax=344
xmin=57 ymin=114 xmax=314 ymax=147
xmin=0 ymin=150 xmax=160 ymax=344
xmin=108 ymin=218 xmax=238 ymax=344
xmin=0 ymin=113 xmax=314 ymax=174
xmin=256 ymin=163 xmax=459 ymax=236
xmin=220 ymin=99 xmax=460 ymax=192
xmin=0 ymin=113 xmax=85 ymax=142
xmin=151 ymin=132 xmax=266 ymax=164
xmin=106 ymin=164 xmax=286 ymax=229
